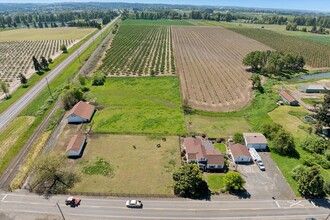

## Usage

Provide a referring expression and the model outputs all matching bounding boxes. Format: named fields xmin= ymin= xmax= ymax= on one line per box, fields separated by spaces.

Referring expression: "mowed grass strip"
xmin=91 ymin=77 xmax=185 ymax=134
xmin=0 ymin=116 xmax=35 ymax=174
xmin=69 ymin=135 xmax=180 ymax=195
xmin=122 ymin=19 xmax=193 ymax=26
xmin=185 ymin=115 xmax=252 ymax=138
xmin=0 ymin=27 xmax=95 ymax=41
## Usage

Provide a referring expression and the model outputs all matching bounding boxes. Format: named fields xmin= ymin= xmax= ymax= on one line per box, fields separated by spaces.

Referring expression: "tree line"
xmin=0 ymin=10 xmax=118 ymax=29
xmin=242 ymin=50 xmax=305 ymax=76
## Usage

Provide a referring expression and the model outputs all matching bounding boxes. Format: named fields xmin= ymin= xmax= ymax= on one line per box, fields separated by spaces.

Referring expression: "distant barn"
xmin=301 ymin=84 xmax=327 ymax=93
xmin=279 ymin=91 xmax=299 ymax=106
xmin=67 ymin=101 xmax=96 ymax=124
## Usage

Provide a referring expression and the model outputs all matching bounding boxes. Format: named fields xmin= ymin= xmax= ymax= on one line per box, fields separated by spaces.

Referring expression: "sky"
xmin=0 ymin=0 xmax=329 ymax=12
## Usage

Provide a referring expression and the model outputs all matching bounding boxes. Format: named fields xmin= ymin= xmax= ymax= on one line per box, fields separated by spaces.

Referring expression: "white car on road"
xmin=126 ymin=200 xmax=143 ymax=208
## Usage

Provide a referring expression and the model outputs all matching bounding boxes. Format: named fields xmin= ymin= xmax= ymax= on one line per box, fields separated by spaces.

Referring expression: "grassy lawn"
xmin=301 ymin=98 xmax=323 ymax=105
xmin=206 ymin=174 xmax=225 ymax=192
xmin=0 ymin=27 xmax=95 ymax=41
xmin=214 ymin=143 xmax=227 ymax=154
xmin=67 ymin=135 xmax=180 ymax=194
xmin=268 ymin=106 xmax=312 ymax=140
xmin=185 ymin=115 xmax=252 ymax=138
xmin=90 ymin=77 xmax=185 ymax=135
xmin=122 ymin=19 xmax=193 ymax=26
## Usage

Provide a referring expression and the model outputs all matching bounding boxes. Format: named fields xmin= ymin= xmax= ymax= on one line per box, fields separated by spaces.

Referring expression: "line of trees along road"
xmin=0 ymin=10 xmax=118 ymax=29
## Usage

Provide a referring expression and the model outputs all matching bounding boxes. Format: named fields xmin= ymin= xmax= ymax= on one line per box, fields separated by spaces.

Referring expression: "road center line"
xmin=275 ymin=200 xmax=280 ymax=208
xmin=1 ymin=194 xmax=7 ymax=202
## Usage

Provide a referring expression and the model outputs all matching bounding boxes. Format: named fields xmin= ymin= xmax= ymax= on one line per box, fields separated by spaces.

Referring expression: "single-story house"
xmin=303 ymin=84 xmax=327 ymax=93
xmin=279 ymin=90 xmax=299 ymax=106
xmin=243 ymin=133 xmax=268 ymax=150
xmin=184 ymin=137 xmax=225 ymax=171
xmin=66 ymin=134 xmax=86 ymax=157
xmin=67 ymin=101 xmax=96 ymax=124
xmin=229 ymin=143 xmax=252 ymax=163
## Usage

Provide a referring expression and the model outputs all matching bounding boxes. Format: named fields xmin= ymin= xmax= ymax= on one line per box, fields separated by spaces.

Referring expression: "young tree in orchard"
xmin=32 ymin=56 xmax=42 ymax=72
xmin=223 ymin=171 xmax=246 ymax=193
xmin=19 ymin=73 xmax=28 ymax=86
xmin=40 ymin=56 xmax=49 ymax=70
xmin=172 ymin=164 xmax=209 ymax=199
xmin=297 ymin=166 xmax=324 ymax=198
xmin=0 ymin=80 xmax=9 ymax=99
xmin=33 ymin=153 xmax=80 ymax=195
xmin=60 ymin=44 xmax=68 ymax=53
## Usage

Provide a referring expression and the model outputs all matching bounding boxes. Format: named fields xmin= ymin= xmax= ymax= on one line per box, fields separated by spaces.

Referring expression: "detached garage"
xmin=67 ymin=101 xmax=96 ymax=124
xmin=66 ymin=134 xmax=86 ymax=157
xmin=243 ymin=133 xmax=268 ymax=150
xmin=230 ymin=144 xmax=252 ymax=163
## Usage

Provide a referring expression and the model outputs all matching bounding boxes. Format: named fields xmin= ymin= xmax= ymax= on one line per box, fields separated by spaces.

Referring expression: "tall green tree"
xmin=0 ymin=80 xmax=9 ymax=99
xmin=40 ymin=56 xmax=49 ymax=70
xmin=297 ymin=166 xmax=324 ymax=197
xmin=172 ymin=164 xmax=209 ymax=199
xmin=233 ymin=132 xmax=244 ymax=144
xmin=272 ymin=129 xmax=295 ymax=155
xmin=32 ymin=56 xmax=42 ymax=72
xmin=33 ymin=153 xmax=80 ymax=194
xmin=223 ymin=171 xmax=246 ymax=193
xmin=60 ymin=44 xmax=68 ymax=53
xmin=19 ymin=73 xmax=28 ymax=86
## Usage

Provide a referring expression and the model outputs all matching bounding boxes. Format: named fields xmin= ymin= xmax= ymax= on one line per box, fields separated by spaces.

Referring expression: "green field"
xmin=122 ymin=19 xmax=193 ymax=26
xmin=90 ymin=77 xmax=185 ymax=134
xmin=70 ymin=135 xmax=180 ymax=194
xmin=0 ymin=27 xmax=95 ymax=41
xmin=301 ymin=97 xmax=323 ymax=105
xmin=185 ymin=115 xmax=252 ymax=138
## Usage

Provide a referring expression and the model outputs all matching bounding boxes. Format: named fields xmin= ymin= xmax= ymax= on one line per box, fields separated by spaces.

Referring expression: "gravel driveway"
xmin=237 ymin=152 xmax=295 ymax=200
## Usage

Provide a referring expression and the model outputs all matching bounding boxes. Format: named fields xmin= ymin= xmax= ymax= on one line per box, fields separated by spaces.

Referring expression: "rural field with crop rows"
xmin=100 ymin=21 xmax=175 ymax=76
xmin=232 ymin=28 xmax=330 ymax=68
xmin=0 ymin=40 xmax=74 ymax=82
xmin=172 ymin=26 xmax=271 ymax=112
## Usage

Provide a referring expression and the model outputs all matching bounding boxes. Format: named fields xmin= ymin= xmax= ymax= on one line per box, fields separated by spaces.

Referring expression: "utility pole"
xmin=56 ymin=201 xmax=66 ymax=220
xmin=45 ymin=77 xmax=53 ymax=99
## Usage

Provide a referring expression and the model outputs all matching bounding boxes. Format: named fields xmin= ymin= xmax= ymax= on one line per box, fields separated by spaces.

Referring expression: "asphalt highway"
xmin=0 ymin=16 xmax=119 ymax=132
xmin=0 ymin=193 xmax=328 ymax=220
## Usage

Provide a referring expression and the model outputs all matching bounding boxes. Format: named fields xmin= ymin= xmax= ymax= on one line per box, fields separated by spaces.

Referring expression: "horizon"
xmin=0 ymin=0 xmax=330 ymax=13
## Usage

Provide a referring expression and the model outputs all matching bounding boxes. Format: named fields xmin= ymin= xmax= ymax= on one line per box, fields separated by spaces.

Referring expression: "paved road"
xmin=0 ymin=193 xmax=329 ymax=220
xmin=0 ymin=16 xmax=119 ymax=132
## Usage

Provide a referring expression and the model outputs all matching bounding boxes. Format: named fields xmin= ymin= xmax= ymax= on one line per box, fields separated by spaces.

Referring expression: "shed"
xmin=279 ymin=91 xmax=299 ymax=106
xmin=229 ymin=144 xmax=252 ymax=163
xmin=243 ymin=133 xmax=267 ymax=150
xmin=67 ymin=101 xmax=96 ymax=124
xmin=304 ymin=85 xmax=327 ymax=93
xmin=66 ymin=134 xmax=86 ymax=157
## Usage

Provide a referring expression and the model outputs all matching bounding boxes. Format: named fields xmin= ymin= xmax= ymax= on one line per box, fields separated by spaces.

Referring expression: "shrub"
xmin=291 ymin=165 xmax=306 ymax=181
xmin=301 ymin=155 xmax=316 ymax=167
xmin=92 ymin=72 xmax=106 ymax=86
xmin=324 ymin=180 xmax=330 ymax=195
xmin=272 ymin=130 xmax=295 ymax=156
xmin=233 ymin=133 xmax=244 ymax=144
xmin=223 ymin=171 xmax=245 ymax=193
xmin=299 ymin=135 xmax=329 ymax=154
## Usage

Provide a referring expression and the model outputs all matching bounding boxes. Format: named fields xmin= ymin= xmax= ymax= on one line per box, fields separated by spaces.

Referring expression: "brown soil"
xmin=172 ymin=26 xmax=271 ymax=112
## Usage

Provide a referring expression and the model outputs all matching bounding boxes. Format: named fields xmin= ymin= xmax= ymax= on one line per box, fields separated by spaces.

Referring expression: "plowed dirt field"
xmin=172 ymin=26 xmax=271 ymax=112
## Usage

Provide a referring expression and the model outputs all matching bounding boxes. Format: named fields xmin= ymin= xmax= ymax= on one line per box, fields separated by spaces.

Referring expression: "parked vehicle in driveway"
xmin=65 ymin=196 xmax=81 ymax=207
xmin=257 ymin=161 xmax=266 ymax=171
xmin=126 ymin=200 xmax=143 ymax=208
